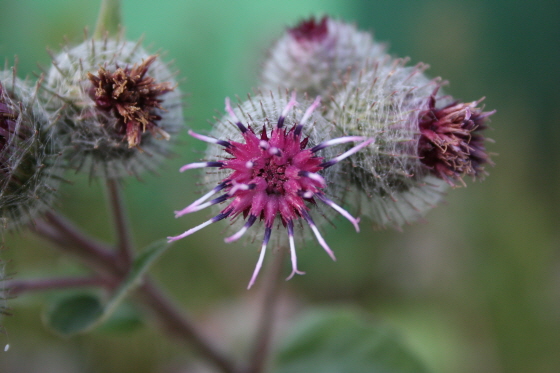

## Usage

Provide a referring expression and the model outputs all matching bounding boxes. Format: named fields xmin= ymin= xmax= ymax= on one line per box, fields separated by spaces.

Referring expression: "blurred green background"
xmin=1 ymin=0 xmax=559 ymax=372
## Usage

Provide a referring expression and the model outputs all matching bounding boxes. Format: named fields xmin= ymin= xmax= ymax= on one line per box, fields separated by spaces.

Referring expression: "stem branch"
xmin=6 ymin=276 xmax=113 ymax=297
xmin=33 ymin=211 xmax=237 ymax=373
xmin=37 ymin=212 xmax=123 ymax=276
xmin=138 ymin=279 xmax=238 ymax=373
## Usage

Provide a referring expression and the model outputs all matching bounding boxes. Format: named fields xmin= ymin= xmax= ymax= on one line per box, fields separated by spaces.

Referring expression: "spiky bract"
xmin=330 ymin=60 xmax=450 ymax=229
xmin=0 ymin=71 xmax=62 ymax=231
xmin=261 ymin=17 xmax=388 ymax=98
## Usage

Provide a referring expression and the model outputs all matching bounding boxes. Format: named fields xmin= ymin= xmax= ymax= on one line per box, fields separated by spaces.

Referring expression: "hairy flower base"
xmin=46 ymin=38 xmax=183 ymax=179
xmin=419 ymin=95 xmax=495 ymax=186
xmin=169 ymin=94 xmax=372 ymax=288
xmin=261 ymin=17 xmax=387 ymax=98
xmin=1 ymin=72 xmax=62 ymax=231
xmin=0 ymin=85 xmax=20 ymax=166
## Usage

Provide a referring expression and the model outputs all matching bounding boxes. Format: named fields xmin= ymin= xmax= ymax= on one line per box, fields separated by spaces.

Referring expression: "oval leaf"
xmin=44 ymin=239 xmax=170 ymax=336
xmin=45 ymin=293 xmax=103 ymax=337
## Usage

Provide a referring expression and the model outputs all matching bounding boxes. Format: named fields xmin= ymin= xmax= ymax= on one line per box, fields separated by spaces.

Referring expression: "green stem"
xmin=93 ymin=0 xmax=122 ymax=39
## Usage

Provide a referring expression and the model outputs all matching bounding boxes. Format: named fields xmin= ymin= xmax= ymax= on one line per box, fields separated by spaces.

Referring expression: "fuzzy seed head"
xmin=170 ymin=92 xmax=369 ymax=288
xmin=330 ymin=60 xmax=450 ymax=229
xmin=0 ymin=71 xmax=62 ymax=231
xmin=261 ymin=17 xmax=388 ymax=98
xmin=46 ymin=38 xmax=183 ymax=179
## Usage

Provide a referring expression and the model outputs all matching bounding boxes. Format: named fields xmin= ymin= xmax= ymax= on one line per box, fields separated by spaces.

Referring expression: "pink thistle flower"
xmin=168 ymin=93 xmax=372 ymax=289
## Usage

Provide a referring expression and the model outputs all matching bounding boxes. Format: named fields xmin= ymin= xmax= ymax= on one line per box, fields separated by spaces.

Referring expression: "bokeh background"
xmin=1 ymin=0 xmax=559 ymax=372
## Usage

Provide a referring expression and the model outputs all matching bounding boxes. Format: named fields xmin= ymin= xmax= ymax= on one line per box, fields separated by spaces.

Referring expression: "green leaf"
xmin=274 ymin=308 xmax=431 ymax=373
xmin=97 ymin=301 xmax=143 ymax=333
xmin=102 ymin=239 xmax=171 ymax=321
xmin=45 ymin=239 xmax=171 ymax=336
xmin=45 ymin=293 xmax=103 ymax=337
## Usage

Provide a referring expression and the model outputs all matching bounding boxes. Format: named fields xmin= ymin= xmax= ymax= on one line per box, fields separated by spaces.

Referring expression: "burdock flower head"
xmin=261 ymin=16 xmax=387 ymax=98
xmin=45 ymin=38 xmax=183 ymax=179
xmin=168 ymin=92 xmax=372 ymax=288
xmin=330 ymin=59 xmax=493 ymax=229
xmin=0 ymin=70 xmax=62 ymax=231
xmin=87 ymin=55 xmax=173 ymax=149
xmin=418 ymin=94 xmax=494 ymax=186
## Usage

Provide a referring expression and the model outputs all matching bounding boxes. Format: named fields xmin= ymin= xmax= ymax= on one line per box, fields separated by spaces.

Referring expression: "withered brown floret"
xmin=87 ymin=55 xmax=174 ymax=148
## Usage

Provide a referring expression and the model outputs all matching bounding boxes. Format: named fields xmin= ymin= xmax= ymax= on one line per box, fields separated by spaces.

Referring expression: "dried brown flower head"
xmin=87 ymin=55 xmax=175 ymax=148
xmin=46 ymin=39 xmax=184 ymax=179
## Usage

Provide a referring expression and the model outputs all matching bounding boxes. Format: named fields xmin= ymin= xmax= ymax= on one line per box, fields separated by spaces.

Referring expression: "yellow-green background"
xmin=1 ymin=0 xmax=559 ymax=372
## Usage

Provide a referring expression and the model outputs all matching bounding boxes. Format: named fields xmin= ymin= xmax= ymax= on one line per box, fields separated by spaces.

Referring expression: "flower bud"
xmin=260 ymin=16 xmax=388 ymax=97
xmin=330 ymin=59 xmax=494 ymax=228
xmin=45 ymin=38 xmax=183 ymax=179
xmin=0 ymin=70 xmax=62 ymax=231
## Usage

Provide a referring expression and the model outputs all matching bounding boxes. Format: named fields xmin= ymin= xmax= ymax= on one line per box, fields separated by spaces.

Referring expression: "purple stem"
xmin=34 ymin=214 xmax=123 ymax=277
xmin=6 ymin=276 xmax=113 ymax=297
xmin=33 ymin=211 xmax=238 ymax=373
xmin=106 ymin=178 xmax=133 ymax=265
xmin=138 ymin=279 xmax=237 ymax=373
